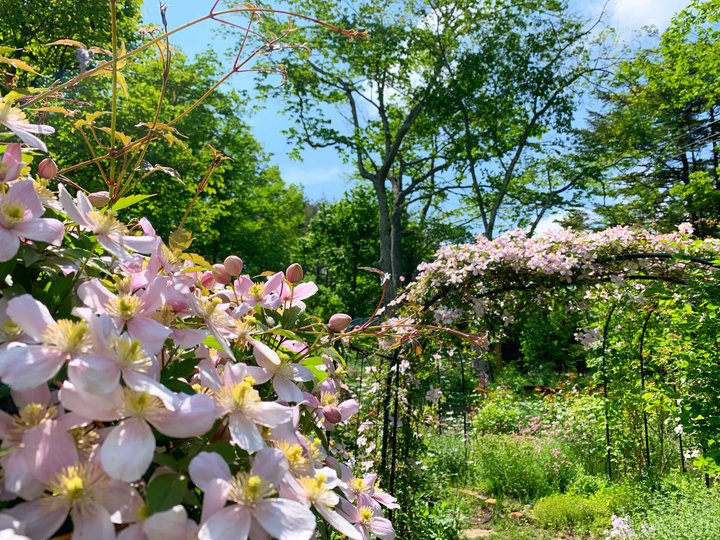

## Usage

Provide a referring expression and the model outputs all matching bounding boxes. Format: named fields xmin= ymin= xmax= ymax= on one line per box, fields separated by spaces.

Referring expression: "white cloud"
xmin=583 ymin=0 xmax=693 ymax=35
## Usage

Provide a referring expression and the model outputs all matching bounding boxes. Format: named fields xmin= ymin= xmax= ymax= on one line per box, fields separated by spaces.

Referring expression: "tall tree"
xmin=585 ymin=0 xmax=720 ymax=235
xmin=294 ymin=185 xmax=469 ymax=317
xmin=251 ymin=0 xmax=605 ymax=298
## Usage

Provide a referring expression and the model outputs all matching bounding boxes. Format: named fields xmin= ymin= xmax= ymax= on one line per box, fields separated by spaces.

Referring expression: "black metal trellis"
xmin=638 ymin=307 xmax=656 ymax=471
xmin=601 ymin=303 xmax=617 ymax=481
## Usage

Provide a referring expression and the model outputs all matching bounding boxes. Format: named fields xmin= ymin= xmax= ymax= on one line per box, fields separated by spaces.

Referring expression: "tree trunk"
xmin=372 ymin=177 xmax=396 ymax=300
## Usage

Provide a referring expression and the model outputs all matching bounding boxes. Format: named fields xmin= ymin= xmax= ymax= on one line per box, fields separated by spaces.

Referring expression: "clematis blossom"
xmin=66 ymin=314 xmax=159 ymax=395
xmin=0 ymin=180 xmax=64 ymax=262
xmin=0 ymin=97 xmax=55 ymax=152
xmin=59 ymin=376 xmax=215 ymax=482
xmin=0 ymin=389 xmax=81 ymax=500
xmin=339 ymin=500 xmax=396 ymax=540
xmin=290 ymin=468 xmax=362 ymax=540
xmin=0 ymin=295 xmax=90 ymax=390
xmin=198 ymin=360 xmax=292 ymax=452
xmin=189 ymin=449 xmax=316 ymax=540
xmin=75 ymin=278 xmax=171 ymax=355
xmin=58 ymin=184 xmax=156 ymax=259
xmin=0 ymin=144 xmax=22 ymax=183
xmin=253 ymin=341 xmax=313 ymax=403
xmin=5 ymin=460 xmax=142 ymax=540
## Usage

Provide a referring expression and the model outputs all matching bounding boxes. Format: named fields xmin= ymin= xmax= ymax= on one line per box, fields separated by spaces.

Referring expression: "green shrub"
xmin=531 ymin=493 xmax=609 ymax=533
xmin=423 ymin=434 xmax=476 ymax=487
xmin=629 ymin=476 xmax=720 ymax=540
xmin=473 ymin=434 xmax=579 ymax=501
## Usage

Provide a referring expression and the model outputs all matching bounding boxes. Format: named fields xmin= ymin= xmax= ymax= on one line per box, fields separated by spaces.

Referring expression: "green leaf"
xmin=146 ymin=473 xmax=188 ymax=513
xmin=202 ymin=335 xmax=224 ymax=351
xmin=111 ymin=194 xmax=156 ymax=212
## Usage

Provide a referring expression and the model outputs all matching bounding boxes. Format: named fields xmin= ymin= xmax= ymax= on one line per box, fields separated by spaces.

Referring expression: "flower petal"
xmin=58 ymin=382 xmax=124 ymax=422
xmin=228 ymin=413 xmax=264 ymax=452
xmin=250 ymin=448 xmax=288 ymax=488
xmin=273 ymin=375 xmax=304 ymax=403
xmin=316 ymin=505 xmax=363 ymax=540
xmin=101 ymin=418 xmax=155 ymax=482
xmin=147 ymin=393 xmax=216 ymax=438
xmin=5 ymin=181 xmax=43 ymax=217
xmin=12 ymin=218 xmax=64 ymax=245
xmin=6 ymin=295 xmax=54 ymax=341
xmin=189 ymin=452 xmax=232 ymax=491
xmin=5 ymin=500 xmax=67 ymax=540
xmin=142 ymin=505 xmax=192 ymax=540
xmin=249 ymin=401 xmax=293 ymax=428
xmin=199 ymin=506 xmax=251 ymax=540
xmin=127 ymin=316 xmax=170 ymax=355
xmin=0 ymin=227 xmax=19 ymax=262
xmin=68 ymin=355 xmax=121 ymax=395
xmin=0 ymin=345 xmax=65 ymax=391
xmin=22 ymin=420 xmax=78 ymax=483
xmin=72 ymin=502 xmax=115 ymax=540
xmin=253 ymin=499 xmax=316 ymax=540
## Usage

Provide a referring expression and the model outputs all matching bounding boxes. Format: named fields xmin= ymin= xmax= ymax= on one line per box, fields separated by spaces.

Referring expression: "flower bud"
xmin=200 ymin=271 xmax=216 ymax=289
xmin=286 ymin=263 xmax=304 ymax=284
xmin=322 ymin=406 xmax=342 ymax=425
xmin=223 ymin=255 xmax=243 ymax=275
xmin=88 ymin=191 xmax=111 ymax=208
xmin=327 ymin=313 xmax=352 ymax=332
xmin=211 ymin=264 xmax=231 ymax=285
xmin=38 ymin=158 xmax=58 ymax=179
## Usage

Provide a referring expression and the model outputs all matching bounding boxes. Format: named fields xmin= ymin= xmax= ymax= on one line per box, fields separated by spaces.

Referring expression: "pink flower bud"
xmin=286 ymin=263 xmax=304 ymax=284
xmin=87 ymin=191 xmax=111 ymax=208
xmin=322 ymin=406 xmax=342 ymax=424
xmin=223 ymin=255 xmax=243 ymax=275
xmin=328 ymin=313 xmax=352 ymax=332
xmin=200 ymin=271 xmax=216 ymax=289
xmin=38 ymin=158 xmax=58 ymax=179
xmin=211 ymin=264 xmax=231 ymax=285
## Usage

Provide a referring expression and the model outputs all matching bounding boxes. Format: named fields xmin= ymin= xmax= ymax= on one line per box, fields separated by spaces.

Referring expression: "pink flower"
xmin=198 ymin=361 xmax=292 ymax=452
xmin=253 ymin=341 xmax=314 ymax=403
xmin=0 ymin=388 xmax=81 ymax=499
xmin=341 ymin=473 xmax=399 ymax=511
xmin=6 ymin=460 xmax=141 ymax=540
xmin=0 ymin=295 xmax=90 ymax=390
xmin=189 ymin=449 xmax=316 ymax=540
xmin=0 ymin=97 xmax=55 ymax=152
xmin=303 ymin=379 xmax=358 ymax=430
xmin=289 ymin=468 xmax=362 ymax=540
xmin=0 ymin=180 xmax=64 ymax=262
xmin=339 ymin=499 xmax=396 ymax=540
xmin=233 ymin=272 xmax=284 ymax=314
xmin=0 ymin=144 xmax=22 ymax=182
xmin=58 ymin=184 xmax=156 ymax=259
xmin=60 ymin=376 xmax=215 ymax=481
xmin=75 ymin=278 xmax=171 ymax=355
xmin=66 ymin=314 xmax=159 ymax=395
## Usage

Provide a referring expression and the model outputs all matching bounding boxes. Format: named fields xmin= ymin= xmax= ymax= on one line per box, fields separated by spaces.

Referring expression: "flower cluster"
xmin=397 ymin=225 xmax=720 ymax=342
xmin=0 ymin=143 xmax=396 ymax=540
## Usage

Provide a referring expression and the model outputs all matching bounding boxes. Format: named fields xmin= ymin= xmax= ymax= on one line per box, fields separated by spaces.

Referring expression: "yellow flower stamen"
xmin=359 ymin=506 xmax=374 ymax=524
xmin=228 ymin=473 xmax=275 ymax=505
xmin=106 ymin=295 xmax=144 ymax=320
xmin=42 ymin=319 xmax=90 ymax=354
xmin=87 ymin=209 xmax=126 ymax=236
xmin=46 ymin=463 xmax=107 ymax=514
xmin=1 ymin=202 xmax=25 ymax=226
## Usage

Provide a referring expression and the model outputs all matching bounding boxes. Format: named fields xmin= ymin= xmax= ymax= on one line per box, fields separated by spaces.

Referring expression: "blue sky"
xmin=140 ymin=0 xmax=693 ymax=204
